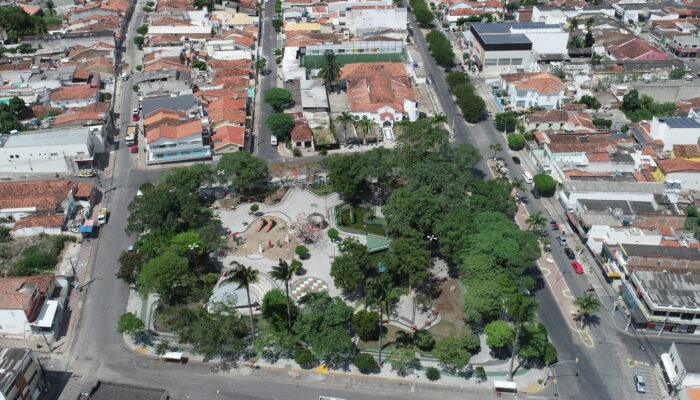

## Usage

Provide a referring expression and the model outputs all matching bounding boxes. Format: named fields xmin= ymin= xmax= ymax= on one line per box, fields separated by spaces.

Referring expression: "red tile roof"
xmin=586 ymin=152 xmax=611 ymax=162
xmin=212 ymin=125 xmax=245 ymax=149
xmin=502 ymin=72 xmax=565 ymax=94
xmin=53 ymin=111 xmax=104 ymax=126
xmin=12 ymin=214 xmax=65 ymax=230
xmin=291 ymin=122 xmax=313 ymax=141
xmin=673 ymin=144 xmax=700 ymax=158
xmin=208 ymin=98 xmax=247 ymax=124
xmin=339 ymin=62 xmax=419 ymax=114
xmin=607 ymin=39 xmax=667 ymax=60
xmin=658 ymin=158 xmax=700 ymax=173
xmin=0 ymin=275 xmax=53 ymax=311
xmin=146 ymin=120 xmax=202 ymax=143
xmin=0 ymin=180 xmax=79 ymax=211
xmin=49 ymin=86 xmax=97 ymax=101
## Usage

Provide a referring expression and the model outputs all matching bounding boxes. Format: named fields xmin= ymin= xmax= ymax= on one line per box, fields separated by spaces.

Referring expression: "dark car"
xmin=254 ymin=211 xmax=264 ymax=217
xmin=530 ymin=188 xmax=541 ymax=199
xmin=564 ymin=247 xmax=575 ymax=259
xmin=512 ymin=156 xmax=521 ymax=164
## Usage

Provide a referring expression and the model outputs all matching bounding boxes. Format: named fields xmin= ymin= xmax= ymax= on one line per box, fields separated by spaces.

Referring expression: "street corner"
xmin=576 ymin=329 xmax=595 ymax=349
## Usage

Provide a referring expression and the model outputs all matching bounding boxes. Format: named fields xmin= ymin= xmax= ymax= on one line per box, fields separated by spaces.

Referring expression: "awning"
xmin=79 ymin=219 xmax=95 ymax=233
xmin=661 ymin=353 xmax=679 ymax=386
xmin=35 ymin=300 xmax=59 ymax=328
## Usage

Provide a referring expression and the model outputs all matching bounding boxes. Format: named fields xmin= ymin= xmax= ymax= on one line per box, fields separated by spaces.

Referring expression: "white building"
xmin=649 ymin=117 xmax=700 ymax=152
xmin=147 ymin=25 xmax=213 ymax=37
xmin=559 ymin=180 xmax=679 ymax=210
xmin=585 ymin=225 xmax=661 ymax=254
xmin=0 ymin=348 xmax=46 ymax=400
xmin=346 ymin=6 xmax=408 ymax=37
xmin=0 ymin=127 xmax=105 ymax=174
xmin=501 ymin=72 xmax=566 ymax=109
xmin=531 ymin=6 xmax=568 ymax=24
xmin=661 ymin=342 xmax=700 ymax=392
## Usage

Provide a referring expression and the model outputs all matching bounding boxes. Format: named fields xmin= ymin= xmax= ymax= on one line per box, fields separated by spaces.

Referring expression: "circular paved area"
xmin=290 ymin=277 xmax=329 ymax=300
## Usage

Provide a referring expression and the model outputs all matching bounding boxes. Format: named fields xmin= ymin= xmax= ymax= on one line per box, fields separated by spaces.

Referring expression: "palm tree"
xmin=335 ymin=111 xmax=354 ymax=144
xmin=569 ymin=18 xmax=579 ymax=33
xmin=489 ymin=143 xmax=503 ymax=159
xmin=525 ymin=211 xmax=547 ymax=231
xmin=431 ymin=113 xmax=448 ymax=127
xmin=573 ymin=293 xmax=602 ymax=329
xmin=319 ymin=51 xmax=341 ymax=91
xmin=507 ymin=294 xmax=539 ymax=381
xmin=511 ymin=178 xmax=526 ymax=197
xmin=357 ymin=117 xmax=374 ymax=140
xmin=269 ymin=259 xmax=300 ymax=331
xmin=585 ymin=17 xmax=595 ymax=33
xmin=225 ymin=262 xmax=259 ymax=342
xmin=363 ymin=276 xmax=406 ymax=365
xmin=45 ymin=0 xmax=56 ymax=16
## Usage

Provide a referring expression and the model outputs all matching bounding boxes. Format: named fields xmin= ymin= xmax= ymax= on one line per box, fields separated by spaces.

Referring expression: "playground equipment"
xmin=256 ymin=219 xmax=268 ymax=232
xmin=307 ymin=213 xmax=325 ymax=231
xmin=265 ymin=219 xmax=275 ymax=233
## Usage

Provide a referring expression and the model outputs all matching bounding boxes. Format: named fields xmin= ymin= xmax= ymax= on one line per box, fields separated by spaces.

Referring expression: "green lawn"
xmin=339 ymin=206 xmax=386 ymax=236
xmin=357 ymin=324 xmax=412 ymax=353
xmin=302 ymin=53 xmax=404 ymax=72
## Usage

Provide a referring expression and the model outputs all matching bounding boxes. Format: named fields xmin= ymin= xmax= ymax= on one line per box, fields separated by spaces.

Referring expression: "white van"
xmin=270 ymin=135 xmax=278 ymax=146
xmin=522 ymin=171 xmax=533 ymax=184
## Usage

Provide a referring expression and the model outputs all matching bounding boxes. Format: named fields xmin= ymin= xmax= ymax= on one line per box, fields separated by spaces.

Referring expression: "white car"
xmin=271 ymin=135 xmax=278 ymax=146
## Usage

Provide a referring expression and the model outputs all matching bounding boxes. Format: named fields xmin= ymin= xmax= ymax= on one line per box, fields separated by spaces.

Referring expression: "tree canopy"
xmin=263 ymin=88 xmax=293 ymax=112
xmin=265 ymin=113 xmax=295 ymax=137
xmin=330 ymin=238 xmax=372 ymax=293
xmin=137 ymin=251 xmax=191 ymax=298
xmin=216 ymin=151 xmax=268 ymax=194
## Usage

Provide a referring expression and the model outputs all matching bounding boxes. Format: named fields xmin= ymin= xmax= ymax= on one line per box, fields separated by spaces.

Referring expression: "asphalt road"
xmin=255 ymin=1 xmax=283 ymax=162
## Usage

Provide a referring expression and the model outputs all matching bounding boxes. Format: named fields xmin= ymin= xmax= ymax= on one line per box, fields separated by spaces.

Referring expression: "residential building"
xmin=524 ymin=110 xmax=597 ymax=132
xmin=48 ymin=86 xmax=98 ymax=109
xmin=0 ymin=179 xmax=93 ymax=222
xmin=80 ymin=381 xmax=169 ymax=400
xmin=668 ymin=35 xmax=700 ymax=58
xmin=300 ymin=78 xmax=329 ymax=112
xmin=653 ymin=158 xmax=700 ymax=191
xmin=649 ymin=117 xmax=700 ymax=152
xmin=207 ymin=97 xmax=247 ymax=130
xmin=0 ymin=348 xmax=46 ymax=400
xmin=141 ymin=94 xmax=198 ymax=119
xmin=0 ymin=127 xmax=106 ymax=174
xmin=606 ymin=38 xmax=668 ymax=61
xmin=146 ymin=25 xmax=213 ymax=38
xmin=661 ymin=342 xmax=700 ymax=392
xmin=212 ymin=125 xmax=246 ymax=153
xmin=290 ymin=121 xmax=314 ymax=150
xmin=145 ymin=120 xmax=211 ymax=164
xmin=338 ymin=62 xmax=420 ymax=127
xmin=558 ymin=179 xmax=680 ymax=211
xmin=0 ymin=275 xmax=60 ymax=336
xmin=501 ymin=72 xmax=566 ymax=109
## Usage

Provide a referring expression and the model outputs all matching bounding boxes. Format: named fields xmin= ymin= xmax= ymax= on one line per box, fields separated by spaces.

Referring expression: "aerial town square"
xmin=1 ymin=0 xmax=700 ymax=399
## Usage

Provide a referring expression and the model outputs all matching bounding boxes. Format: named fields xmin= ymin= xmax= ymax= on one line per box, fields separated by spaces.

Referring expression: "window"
xmin=669 ymin=312 xmax=681 ymax=318
xmin=9 ymin=155 xmax=13 ymax=159
xmin=15 ymin=155 xmax=19 ymax=158
xmin=484 ymin=59 xmax=497 ymax=66
xmin=77 ymin=152 xmax=85 ymax=155
xmin=510 ymin=58 xmax=522 ymax=65
xmin=653 ymin=311 xmax=666 ymax=317
xmin=681 ymin=313 xmax=695 ymax=320
xmin=296 ymin=142 xmax=302 ymax=146
xmin=50 ymin=153 xmax=58 ymax=156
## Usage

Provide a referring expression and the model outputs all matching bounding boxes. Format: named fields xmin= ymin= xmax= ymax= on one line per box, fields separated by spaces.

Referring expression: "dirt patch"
xmin=430 ymin=278 xmax=467 ymax=338
xmin=263 ymin=187 xmax=288 ymax=205
xmin=228 ymin=216 xmax=299 ymax=261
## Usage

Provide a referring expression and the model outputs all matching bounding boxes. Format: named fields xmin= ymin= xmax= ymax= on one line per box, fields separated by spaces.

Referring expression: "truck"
xmin=97 ymin=208 xmax=108 ymax=225
xmin=126 ymin=125 xmax=137 ymax=145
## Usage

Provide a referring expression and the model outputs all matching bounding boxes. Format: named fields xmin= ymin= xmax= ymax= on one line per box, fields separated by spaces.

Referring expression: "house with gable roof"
xmin=145 ymin=120 xmax=210 ymax=164
xmin=501 ymin=72 xmax=566 ymax=109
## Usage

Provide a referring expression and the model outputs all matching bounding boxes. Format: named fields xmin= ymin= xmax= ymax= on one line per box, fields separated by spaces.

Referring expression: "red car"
xmin=132 ymin=115 xmax=139 ymax=121
xmin=130 ymin=145 xmax=138 ymax=153
xmin=571 ymin=261 xmax=584 ymax=274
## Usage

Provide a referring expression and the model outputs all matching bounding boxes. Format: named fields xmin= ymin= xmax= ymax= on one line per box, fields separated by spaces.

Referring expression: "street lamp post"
xmin=426 ymin=235 xmax=437 ymax=254
xmin=188 ymin=243 xmax=201 ymax=283
xmin=217 ymin=170 xmax=227 ymax=209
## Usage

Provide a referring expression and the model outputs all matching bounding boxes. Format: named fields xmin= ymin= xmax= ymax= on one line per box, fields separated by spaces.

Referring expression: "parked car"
xmin=271 ymin=135 xmax=278 ymax=146
xmin=564 ymin=247 xmax=575 ymax=259
xmin=531 ymin=188 xmax=541 ymax=199
xmin=132 ymin=108 xmax=139 ymax=121
xmin=556 ymin=235 xmax=567 ymax=246
xmin=511 ymin=156 xmax=521 ymax=164
xmin=571 ymin=261 xmax=583 ymax=274
xmin=634 ymin=370 xmax=646 ymax=393
xmin=77 ymin=170 xmax=95 ymax=178
xmin=130 ymin=144 xmax=138 ymax=153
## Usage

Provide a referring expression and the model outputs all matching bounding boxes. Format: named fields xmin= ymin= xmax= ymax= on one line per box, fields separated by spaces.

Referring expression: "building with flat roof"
xmin=462 ymin=22 xmax=568 ymax=75
xmin=0 ymin=126 xmax=105 ymax=174
xmin=649 ymin=117 xmax=700 ymax=152
xmin=0 ymin=348 xmax=45 ymax=400
xmin=661 ymin=342 xmax=700 ymax=391
xmin=559 ymin=179 xmax=680 ymax=210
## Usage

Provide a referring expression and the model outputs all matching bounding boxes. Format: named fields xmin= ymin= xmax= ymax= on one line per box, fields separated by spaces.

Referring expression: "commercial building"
xmin=661 ymin=342 xmax=700 ymax=394
xmin=0 ymin=127 xmax=106 ymax=174
xmin=145 ymin=120 xmax=211 ymax=164
xmin=649 ymin=117 xmax=700 ymax=152
xmin=462 ymin=22 xmax=568 ymax=75
xmin=0 ymin=348 xmax=46 ymax=400
xmin=0 ymin=275 xmax=63 ymax=337
xmin=346 ymin=6 xmax=407 ymax=37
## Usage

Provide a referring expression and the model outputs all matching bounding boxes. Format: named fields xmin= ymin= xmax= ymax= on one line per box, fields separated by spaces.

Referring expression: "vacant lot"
xmin=302 ymin=53 xmax=403 ymax=72
xmin=0 ymin=234 xmax=73 ymax=276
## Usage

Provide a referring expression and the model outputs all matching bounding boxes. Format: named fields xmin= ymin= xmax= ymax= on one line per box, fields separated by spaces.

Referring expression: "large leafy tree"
xmin=311 ymin=326 xmax=354 ymax=368
xmin=458 ymin=92 xmax=486 ymax=123
xmin=225 ymin=263 xmax=259 ymax=342
xmin=137 ymin=251 xmax=191 ymax=298
xmin=384 ymin=237 xmax=430 ymax=288
xmin=254 ymin=325 xmax=298 ymax=362
xmin=116 ymin=250 xmax=145 ymax=285
xmin=126 ymin=187 xmax=215 ymax=235
xmin=160 ymin=164 xmax=212 ymax=193
xmin=330 ymin=238 xmax=372 ymax=293
xmin=484 ymin=320 xmax=515 ymax=349
xmin=433 ymin=333 xmax=479 ymax=371
xmin=387 ymin=344 xmax=416 ymax=376
xmin=323 ymin=153 xmax=368 ymax=199
xmin=0 ymin=97 xmax=26 ymax=133
xmin=261 ymin=288 xmax=297 ymax=331
xmin=263 ymin=88 xmax=293 ymax=112
xmin=216 ymin=151 xmax=268 ymax=195
xmin=507 ymin=294 xmax=539 ymax=380
xmin=383 ymin=186 xmax=442 ymax=239
xmin=265 ymin=112 xmax=295 ymax=138
xmin=117 ymin=312 xmax=144 ymax=336
xmin=517 ymin=322 xmax=555 ymax=363
xmin=293 ymin=292 xmax=354 ymax=345
xmin=351 ymin=310 xmax=380 ymax=341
